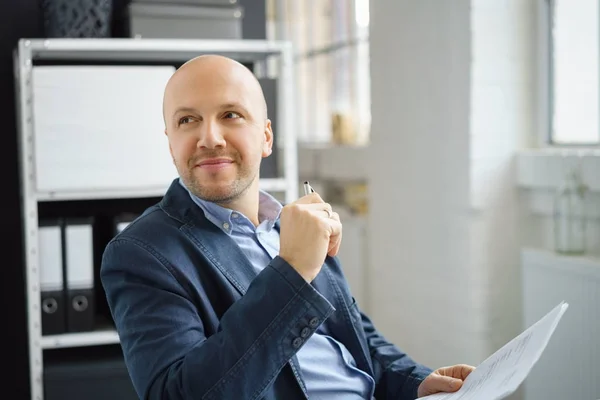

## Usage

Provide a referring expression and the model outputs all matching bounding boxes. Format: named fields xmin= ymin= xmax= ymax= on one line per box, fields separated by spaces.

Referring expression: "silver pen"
xmin=303 ymin=181 xmax=314 ymax=196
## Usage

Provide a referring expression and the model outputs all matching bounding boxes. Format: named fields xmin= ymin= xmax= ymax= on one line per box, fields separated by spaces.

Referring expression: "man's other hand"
xmin=417 ymin=364 xmax=475 ymax=397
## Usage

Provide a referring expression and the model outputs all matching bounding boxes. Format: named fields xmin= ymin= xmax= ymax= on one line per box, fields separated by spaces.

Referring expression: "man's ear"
xmin=165 ymin=130 xmax=175 ymax=163
xmin=262 ymin=119 xmax=274 ymax=158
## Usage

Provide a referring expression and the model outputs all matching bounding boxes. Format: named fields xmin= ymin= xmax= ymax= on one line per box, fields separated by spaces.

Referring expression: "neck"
xmin=216 ymin=178 xmax=261 ymax=226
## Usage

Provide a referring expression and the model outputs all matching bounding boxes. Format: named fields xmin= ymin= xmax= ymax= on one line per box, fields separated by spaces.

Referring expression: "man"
xmin=101 ymin=55 xmax=474 ymax=400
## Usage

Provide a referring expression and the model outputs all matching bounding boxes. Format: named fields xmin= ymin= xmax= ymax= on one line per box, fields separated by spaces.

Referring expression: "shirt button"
xmin=308 ymin=317 xmax=320 ymax=328
xmin=300 ymin=327 xmax=311 ymax=338
xmin=222 ymin=222 xmax=230 ymax=230
xmin=292 ymin=337 xmax=303 ymax=348
xmin=231 ymin=213 xmax=239 ymax=219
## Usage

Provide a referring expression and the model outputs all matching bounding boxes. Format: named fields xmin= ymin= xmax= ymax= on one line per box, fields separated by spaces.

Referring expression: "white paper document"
xmin=421 ymin=301 xmax=569 ymax=400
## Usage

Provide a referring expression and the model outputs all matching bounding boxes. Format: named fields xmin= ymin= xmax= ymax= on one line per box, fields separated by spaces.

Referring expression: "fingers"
xmin=454 ymin=364 xmax=475 ymax=380
xmin=427 ymin=374 xmax=464 ymax=394
xmin=328 ymin=238 xmax=341 ymax=257
xmin=295 ymin=192 xmax=325 ymax=204
xmin=299 ymin=202 xmax=334 ymax=220
xmin=288 ymin=203 xmax=341 ymax=233
xmin=438 ymin=364 xmax=476 ymax=380
xmin=327 ymin=212 xmax=342 ymax=256
xmin=294 ymin=190 xmax=333 ymax=220
xmin=288 ymin=194 xmax=342 ymax=256
xmin=321 ymin=210 xmax=341 ymax=239
xmin=325 ymin=217 xmax=342 ymax=238
xmin=418 ymin=365 xmax=476 ymax=397
xmin=329 ymin=211 xmax=340 ymax=223
xmin=286 ymin=202 xmax=336 ymax=222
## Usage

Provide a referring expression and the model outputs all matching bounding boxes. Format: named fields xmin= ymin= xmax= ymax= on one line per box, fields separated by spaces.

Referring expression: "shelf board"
xmin=41 ymin=329 xmax=120 ymax=349
xmin=35 ymin=178 xmax=288 ymax=202
xmin=36 ymin=186 xmax=169 ymax=202
xmin=22 ymin=38 xmax=290 ymax=63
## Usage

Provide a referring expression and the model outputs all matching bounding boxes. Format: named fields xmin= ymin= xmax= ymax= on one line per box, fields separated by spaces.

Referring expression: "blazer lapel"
xmin=181 ymin=217 xmax=258 ymax=296
xmin=310 ymin=258 xmax=375 ymax=376
xmin=160 ymin=179 xmax=258 ymax=297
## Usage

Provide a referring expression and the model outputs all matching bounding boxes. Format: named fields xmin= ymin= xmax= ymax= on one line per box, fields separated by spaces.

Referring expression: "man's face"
xmin=163 ymin=61 xmax=272 ymax=203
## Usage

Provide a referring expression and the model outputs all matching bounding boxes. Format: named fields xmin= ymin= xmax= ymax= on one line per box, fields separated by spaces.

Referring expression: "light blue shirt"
xmin=180 ymin=179 xmax=375 ymax=399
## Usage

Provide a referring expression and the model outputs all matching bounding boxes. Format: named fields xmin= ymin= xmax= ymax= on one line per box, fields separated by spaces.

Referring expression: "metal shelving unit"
xmin=14 ymin=38 xmax=297 ymax=400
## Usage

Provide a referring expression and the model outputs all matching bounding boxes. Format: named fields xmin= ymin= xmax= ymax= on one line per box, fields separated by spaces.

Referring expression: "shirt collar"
xmin=178 ymin=178 xmax=282 ymax=234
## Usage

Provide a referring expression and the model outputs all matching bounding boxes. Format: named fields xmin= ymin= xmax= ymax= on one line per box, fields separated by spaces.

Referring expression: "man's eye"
xmin=224 ymin=112 xmax=241 ymax=119
xmin=179 ymin=116 xmax=193 ymax=125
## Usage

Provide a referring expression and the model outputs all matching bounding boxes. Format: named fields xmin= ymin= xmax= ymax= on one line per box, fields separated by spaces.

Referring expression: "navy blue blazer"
xmin=100 ymin=179 xmax=433 ymax=400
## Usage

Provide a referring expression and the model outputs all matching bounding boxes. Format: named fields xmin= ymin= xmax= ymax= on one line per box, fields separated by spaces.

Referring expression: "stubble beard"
xmin=182 ymin=161 xmax=258 ymax=204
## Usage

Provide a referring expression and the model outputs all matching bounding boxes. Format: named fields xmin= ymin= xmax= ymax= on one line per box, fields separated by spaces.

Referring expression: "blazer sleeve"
xmin=359 ymin=308 xmax=434 ymax=400
xmin=100 ymin=237 xmax=335 ymax=400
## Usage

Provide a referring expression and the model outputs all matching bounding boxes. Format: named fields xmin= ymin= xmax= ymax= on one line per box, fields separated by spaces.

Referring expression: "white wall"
xmin=469 ymin=0 xmax=536 ymax=367
xmin=367 ymin=0 xmax=484 ymax=369
xmin=471 ymin=2 xmax=600 ymax=378
xmin=367 ymin=4 xmax=599 ymax=400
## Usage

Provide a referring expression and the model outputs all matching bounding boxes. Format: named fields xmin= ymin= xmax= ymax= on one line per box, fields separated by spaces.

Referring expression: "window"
xmin=268 ymin=0 xmax=371 ymax=146
xmin=548 ymin=0 xmax=600 ymax=145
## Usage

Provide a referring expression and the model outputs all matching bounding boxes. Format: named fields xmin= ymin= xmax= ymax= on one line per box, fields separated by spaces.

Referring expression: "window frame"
xmin=269 ymin=0 xmax=371 ymax=146
xmin=539 ymin=0 xmax=600 ymax=148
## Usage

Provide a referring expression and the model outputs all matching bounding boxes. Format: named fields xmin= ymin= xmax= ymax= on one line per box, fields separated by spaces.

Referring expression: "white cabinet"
xmin=521 ymin=248 xmax=600 ymax=400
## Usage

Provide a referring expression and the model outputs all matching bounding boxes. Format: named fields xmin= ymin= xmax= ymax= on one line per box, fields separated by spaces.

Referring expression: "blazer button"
xmin=292 ymin=337 xmax=303 ymax=348
xmin=308 ymin=317 xmax=320 ymax=328
xmin=300 ymin=327 xmax=311 ymax=338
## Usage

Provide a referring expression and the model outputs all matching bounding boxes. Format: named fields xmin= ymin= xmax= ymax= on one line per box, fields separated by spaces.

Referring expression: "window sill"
xmin=521 ymin=247 xmax=600 ymax=280
xmin=516 ymin=148 xmax=600 ymax=192
xmin=296 ymin=146 xmax=600 ymax=191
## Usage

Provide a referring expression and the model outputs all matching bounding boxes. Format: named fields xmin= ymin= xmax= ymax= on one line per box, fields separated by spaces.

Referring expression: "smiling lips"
xmin=195 ymin=158 xmax=234 ymax=171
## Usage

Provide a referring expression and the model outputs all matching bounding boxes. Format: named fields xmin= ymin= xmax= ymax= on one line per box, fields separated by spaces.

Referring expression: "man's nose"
xmin=196 ymin=120 xmax=226 ymax=149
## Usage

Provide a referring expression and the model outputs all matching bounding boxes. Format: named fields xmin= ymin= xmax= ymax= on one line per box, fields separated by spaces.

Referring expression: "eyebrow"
xmin=172 ymin=107 xmax=200 ymax=119
xmin=219 ymin=102 xmax=250 ymax=115
xmin=171 ymin=103 xmax=251 ymax=119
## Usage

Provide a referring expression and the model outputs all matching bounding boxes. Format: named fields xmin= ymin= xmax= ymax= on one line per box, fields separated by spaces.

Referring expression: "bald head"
xmin=162 ymin=54 xmax=268 ymax=126
xmin=162 ymin=54 xmax=275 ymax=208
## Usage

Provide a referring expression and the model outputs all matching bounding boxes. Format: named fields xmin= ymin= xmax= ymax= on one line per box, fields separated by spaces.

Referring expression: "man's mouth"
xmin=197 ymin=158 xmax=233 ymax=166
xmin=195 ymin=158 xmax=234 ymax=170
